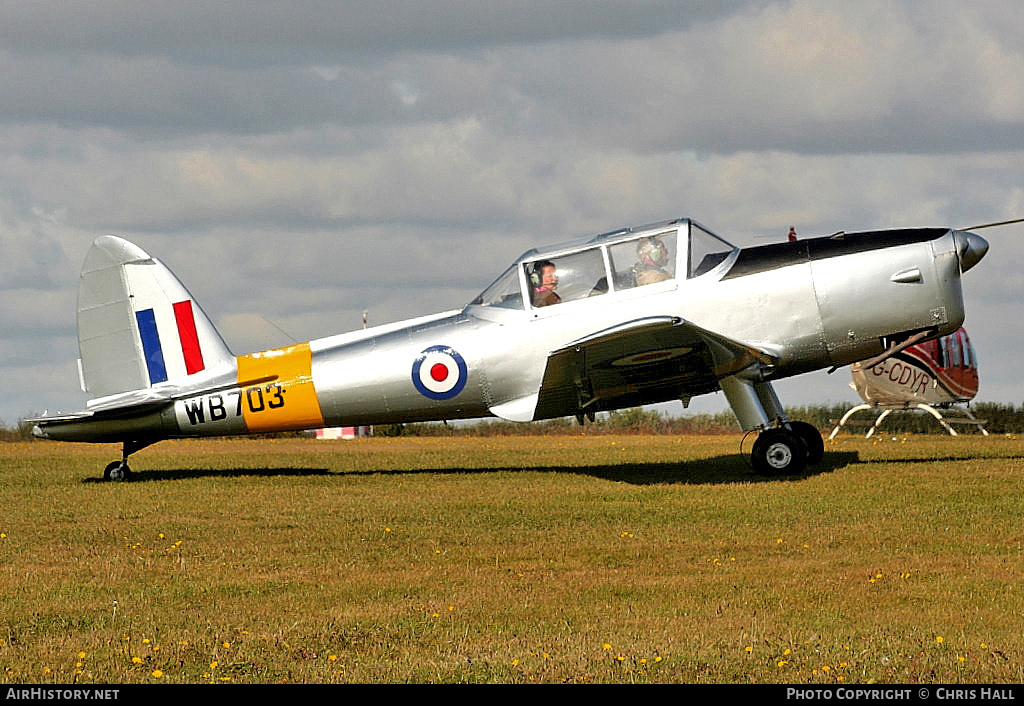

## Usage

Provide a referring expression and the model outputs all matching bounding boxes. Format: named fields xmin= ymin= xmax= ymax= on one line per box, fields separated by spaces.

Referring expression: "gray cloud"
xmin=0 ymin=2 xmax=752 ymax=60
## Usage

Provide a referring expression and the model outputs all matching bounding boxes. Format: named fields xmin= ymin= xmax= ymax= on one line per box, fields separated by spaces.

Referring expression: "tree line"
xmin=375 ymin=401 xmax=1024 ymax=437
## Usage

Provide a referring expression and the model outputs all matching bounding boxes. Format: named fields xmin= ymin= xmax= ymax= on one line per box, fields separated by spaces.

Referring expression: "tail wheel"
xmin=103 ymin=461 xmax=132 ymax=482
xmin=788 ymin=421 xmax=824 ymax=465
xmin=751 ymin=428 xmax=807 ymax=476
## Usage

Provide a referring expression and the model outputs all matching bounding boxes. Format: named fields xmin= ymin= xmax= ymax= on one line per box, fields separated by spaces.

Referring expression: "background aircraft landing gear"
xmin=103 ymin=460 xmax=132 ymax=482
xmin=751 ymin=427 xmax=807 ymax=476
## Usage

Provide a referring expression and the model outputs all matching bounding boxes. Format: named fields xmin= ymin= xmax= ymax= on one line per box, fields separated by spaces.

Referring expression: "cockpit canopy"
xmin=469 ymin=219 xmax=736 ymax=312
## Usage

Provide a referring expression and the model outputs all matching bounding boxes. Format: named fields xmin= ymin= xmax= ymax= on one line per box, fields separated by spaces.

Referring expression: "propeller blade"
xmin=961 ymin=217 xmax=1024 ymax=230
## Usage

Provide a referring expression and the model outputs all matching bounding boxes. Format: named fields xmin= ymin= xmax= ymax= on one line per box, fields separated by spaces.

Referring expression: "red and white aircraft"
xmin=829 ymin=327 xmax=988 ymax=438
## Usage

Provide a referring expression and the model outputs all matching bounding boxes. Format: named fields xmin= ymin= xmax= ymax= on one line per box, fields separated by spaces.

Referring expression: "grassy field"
xmin=1 ymin=432 xmax=1023 ymax=684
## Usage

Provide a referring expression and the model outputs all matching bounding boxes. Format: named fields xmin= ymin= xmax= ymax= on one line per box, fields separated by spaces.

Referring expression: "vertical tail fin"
xmin=77 ymin=236 xmax=234 ymax=398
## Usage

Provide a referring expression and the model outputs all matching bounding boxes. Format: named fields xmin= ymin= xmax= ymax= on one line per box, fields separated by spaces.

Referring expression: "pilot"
xmin=634 ymin=236 xmax=671 ymax=286
xmin=531 ymin=260 xmax=561 ymax=307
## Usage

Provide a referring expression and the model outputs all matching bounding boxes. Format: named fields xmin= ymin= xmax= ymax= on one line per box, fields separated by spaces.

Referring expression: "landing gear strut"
xmin=720 ymin=372 xmax=824 ymax=477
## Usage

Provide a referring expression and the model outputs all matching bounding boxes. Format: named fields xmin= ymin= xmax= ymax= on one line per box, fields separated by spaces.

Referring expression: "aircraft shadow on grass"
xmin=82 ymin=451 xmax=861 ymax=485
xmin=82 ymin=467 xmax=333 ymax=483
xmin=559 ymin=450 xmax=860 ymax=485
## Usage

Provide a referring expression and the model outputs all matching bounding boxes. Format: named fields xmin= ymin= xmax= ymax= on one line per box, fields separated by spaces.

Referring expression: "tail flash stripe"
xmin=135 ymin=308 xmax=168 ymax=384
xmin=173 ymin=300 xmax=206 ymax=374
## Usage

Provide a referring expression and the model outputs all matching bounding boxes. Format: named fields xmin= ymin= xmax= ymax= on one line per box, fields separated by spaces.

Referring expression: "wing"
xmin=529 ymin=315 xmax=778 ymax=421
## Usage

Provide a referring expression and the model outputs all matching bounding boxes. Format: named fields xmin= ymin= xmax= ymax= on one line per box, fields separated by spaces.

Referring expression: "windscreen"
xmin=689 ymin=225 xmax=736 ymax=278
xmin=470 ymin=265 xmax=524 ymax=309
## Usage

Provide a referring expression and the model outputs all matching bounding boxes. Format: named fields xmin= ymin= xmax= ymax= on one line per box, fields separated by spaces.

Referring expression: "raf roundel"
xmin=412 ymin=345 xmax=468 ymax=400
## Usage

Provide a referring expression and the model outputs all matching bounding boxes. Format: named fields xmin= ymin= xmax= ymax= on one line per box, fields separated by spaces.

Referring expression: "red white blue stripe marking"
xmin=173 ymin=300 xmax=206 ymax=374
xmin=136 ymin=300 xmax=206 ymax=385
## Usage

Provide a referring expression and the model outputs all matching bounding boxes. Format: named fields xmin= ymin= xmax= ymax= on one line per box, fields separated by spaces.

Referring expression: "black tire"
xmin=751 ymin=428 xmax=807 ymax=476
xmin=103 ymin=461 xmax=132 ymax=482
xmin=788 ymin=421 xmax=824 ymax=465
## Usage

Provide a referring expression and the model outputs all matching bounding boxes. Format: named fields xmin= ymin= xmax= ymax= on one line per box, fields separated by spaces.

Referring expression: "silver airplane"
xmin=30 ymin=218 xmax=989 ymax=480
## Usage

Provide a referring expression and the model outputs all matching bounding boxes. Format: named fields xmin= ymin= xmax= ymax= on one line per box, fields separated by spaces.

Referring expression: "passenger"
xmin=634 ymin=237 xmax=671 ymax=286
xmin=530 ymin=260 xmax=562 ymax=307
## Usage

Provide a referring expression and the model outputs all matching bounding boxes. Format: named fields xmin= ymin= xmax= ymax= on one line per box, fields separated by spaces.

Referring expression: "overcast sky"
xmin=3 ymin=0 xmax=1023 ymax=427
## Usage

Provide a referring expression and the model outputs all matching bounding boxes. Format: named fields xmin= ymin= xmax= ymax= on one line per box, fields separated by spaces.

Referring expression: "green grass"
xmin=1 ymin=433 xmax=1023 ymax=683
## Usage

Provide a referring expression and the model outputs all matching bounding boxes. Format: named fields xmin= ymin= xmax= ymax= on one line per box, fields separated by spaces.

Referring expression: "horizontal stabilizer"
xmin=85 ymin=388 xmax=172 ymax=414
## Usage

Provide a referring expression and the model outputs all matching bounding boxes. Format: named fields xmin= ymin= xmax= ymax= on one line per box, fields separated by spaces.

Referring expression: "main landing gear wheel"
xmin=787 ymin=420 xmax=824 ymax=465
xmin=103 ymin=461 xmax=132 ymax=482
xmin=751 ymin=428 xmax=807 ymax=476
